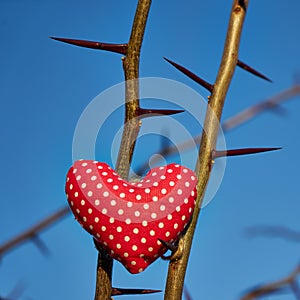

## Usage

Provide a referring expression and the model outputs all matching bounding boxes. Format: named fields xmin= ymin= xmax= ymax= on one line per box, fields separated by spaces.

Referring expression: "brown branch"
xmin=0 ymin=206 xmax=69 ymax=258
xmin=94 ymin=1 xmax=152 ymax=299
xmin=164 ymin=1 xmax=249 ymax=299
xmin=240 ymin=264 xmax=300 ymax=300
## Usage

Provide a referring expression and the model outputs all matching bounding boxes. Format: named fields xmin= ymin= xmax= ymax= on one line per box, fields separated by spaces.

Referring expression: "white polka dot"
xmin=145 ymin=188 xmax=151 ymax=194
xmin=153 ymin=182 xmax=158 ymax=187
xmin=109 ymin=234 xmax=114 ymax=240
xmin=83 ymin=216 xmax=87 ymax=222
xmin=72 ymin=169 xmax=77 ymax=174
xmin=102 ymin=208 xmax=107 ymax=214
xmin=129 ymin=188 xmax=135 ymax=193
xmin=102 ymin=172 xmax=108 ymax=176
xmin=174 ymin=223 xmax=178 ymax=229
xmin=157 ymin=240 xmax=161 ymax=245
xmin=107 ymin=178 xmax=113 ymax=183
xmin=133 ymin=228 xmax=139 ymax=234
xmin=109 ymin=217 xmax=114 ymax=223
xmin=169 ymin=197 xmax=174 ymax=203
xmin=97 ymin=165 xmax=103 ymax=169
xmin=117 ymin=226 xmax=122 ymax=232
xmin=177 ymin=189 xmax=183 ymax=195
xmin=120 ymin=193 xmax=126 ymax=198
xmin=191 ymin=190 xmax=195 ymax=196
xmin=76 ymin=175 xmax=81 ymax=180
xmin=103 ymin=191 xmax=109 ymax=197
xmin=87 ymin=191 xmax=93 ymax=197
xmin=96 ymin=183 xmax=102 ymax=189
xmin=138 ymin=268 xmax=143 ymax=273
xmin=82 ymin=162 xmax=87 ymax=167
xmin=96 ymin=233 xmax=100 ymax=238
xmin=127 ymin=202 xmax=133 ymax=208
xmin=141 ymin=237 xmax=146 ymax=243
xmin=152 ymin=172 xmax=157 ymax=176
xmin=124 ymin=236 xmax=130 ymax=242
xmin=158 ymin=222 xmax=164 ymax=228
xmin=160 ymin=175 xmax=166 ymax=180
xmin=86 ymin=168 xmax=92 ymax=174
xmin=95 ymin=199 xmax=100 ymax=206
xmin=74 ymin=192 xmax=78 ymax=197
xmin=182 ymin=215 xmax=186 ymax=221
xmin=88 ymin=208 xmax=93 ymax=214
xmin=148 ymin=247 xmax=153 ymax=252
xmin=151 ymin=213 xmax=157 ymax=219
xmin=101 ymin=226 xmax=106 ymax=232
xmin=124 ymin=252 xmax=129 ymax=257
xmin=91 ymin=175 xmax=97 ymax=181
xmin=143 ymin=203 xmax=149 ymax=210
xmin=134 ymin=211 xmax=141 ymax=217
xmin=177 ymin=175 xmax=182 ymax=179
xmin=176 ymin=206 xmax=181 ymax=212
xmin=165 ymin=231 xmax=170 ymax=237
xmin=136 ymin=194 xmax=142 ymax=200
xmin=70 ymin=201 xmax=74 ymax=206
xmin=189 ymin=207 xmax=192 ymax=213
xmin=118 ymin=209 xmax=124 ymax=215
xmin=137 ymin=183 xmax=142 ymax=187
xmin=89 ymin=225 xmax=93 ymax=230
xmin=81 ymin=183 xmax=86 ymax=188
xmin=167 ymin=169 xmax=173 ymax=173
xmin=161 ymin=188 xmax=167 ymax=194
xmin=81 ymin=200 xmax=85 ymax=206
xmin=169 ymin=181 xmax=175 ymax=186
xmin=150 ymin=230 xmax=155 ymax=236
xmin=191 ymin=175 xmax=195 ymax=181
xmin=131 ymin=261 xmax=136 ymax=266
xmin=132 ymin=245 xmax=138 ymax=251
xmin=185 ymin=182 xmax=190 ymax=187
xmin=76 ymin=208 xmax=80 ymax=214
xmin=167 ymin=214 xmax=172 ymax=220
xmin=139 ymin=253 xmax=145 ymax=258
xmin=183 ymin=169 xmax=188 ymax=173
xmin=69 ymin=184 xmax=73 ymax=190
xmin=152 ymin=196 xmax=158 ymax=202
xmin=125 ymin=218 xmax=131 ymax=225
xmin=160 ymin=205 xmax=166 ymax=211
xmin=142 ymin=220 xmax=148 ymax=227
xmin=113 ymin=185 xmax=119 ymax=190
xmin=95 ymin=217 xmax=99 ymax=223
xmin=184 ymin=198 xmax=188 ymax=204
xmin=116 ymin=243 xmax=121 ymax=249
xmin=110 ymin=200 xmax=116 ymax=206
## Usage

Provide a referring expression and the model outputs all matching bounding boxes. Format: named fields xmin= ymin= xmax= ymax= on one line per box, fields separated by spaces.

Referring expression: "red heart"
xmin=65 ymin=160 xmax=197 ymax=274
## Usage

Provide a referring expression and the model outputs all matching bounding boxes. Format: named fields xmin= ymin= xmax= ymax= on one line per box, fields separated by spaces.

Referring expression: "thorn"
xmin=163 ymin=57 xmax=213 ymax=92
xmin=50 ymin=37 xmax=127 ymax=55
xmin=158 ymin=238 xmax=178 ymax=252
xmin=212 ymin=147 xmax=281 ymax=159
xmin=137 ymin=108 xmax=184 ymax=119
xmin=237 ymin=59 xmax=272 ymax=82
xmin=31 ymin=235 xmax=50 ymax=257
xmin=111 ymin=287 xmax=161 ymax=296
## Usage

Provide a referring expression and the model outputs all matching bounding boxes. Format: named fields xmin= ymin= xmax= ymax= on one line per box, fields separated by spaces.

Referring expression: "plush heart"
xmin=65 ymin=160 xmax=197 ymax=274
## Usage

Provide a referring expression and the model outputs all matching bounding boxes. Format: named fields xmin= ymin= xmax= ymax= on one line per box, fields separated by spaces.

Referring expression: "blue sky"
xmin=1 ymin=1 xmax=300 ymax=299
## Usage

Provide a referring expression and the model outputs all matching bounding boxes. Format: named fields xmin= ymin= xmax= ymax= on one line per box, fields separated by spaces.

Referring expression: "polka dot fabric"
xmin=65 ymin=160 xmax=197 ymax=274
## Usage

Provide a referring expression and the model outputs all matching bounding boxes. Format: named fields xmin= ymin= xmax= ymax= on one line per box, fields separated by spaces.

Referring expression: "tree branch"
xmin=94 ymin=1 xmax=152 ymax=299
xmin=164 ymin=1 xmax=249 ymax=299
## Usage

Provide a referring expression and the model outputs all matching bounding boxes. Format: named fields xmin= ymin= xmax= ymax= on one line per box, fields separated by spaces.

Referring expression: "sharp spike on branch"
xmin=237 ymin=59 xmax=272 ymax=82
xmin=212 ymin=147 xmax=281 ymax=159
xmin=158 ymin=238 xmax=178 ymax=252
xmin=50 ymin=37 xmax=127 ymax=55
xmin=163 ymin=57 xmax=213 ymax=92
xmin=137 ymin=108 xmax=184 ymax=119
xmin=111 ymin=287 xmax=161 ymax=296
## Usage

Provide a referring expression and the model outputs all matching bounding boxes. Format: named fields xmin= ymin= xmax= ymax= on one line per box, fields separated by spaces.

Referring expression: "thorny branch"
xmin=94 ymin=1 xmax=152 ymax=299
xmin=164 ymin=1 xmax=249 ymax=299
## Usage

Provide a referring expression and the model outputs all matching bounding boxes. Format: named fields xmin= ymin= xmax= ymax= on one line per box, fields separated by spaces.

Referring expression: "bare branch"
xmin=240 ymin=265 xmax=300 ymax=300
xmin=164 ymin=1 xmax=249 ymax=299
xmin=0 ymin=206 xmax=69 ymax=258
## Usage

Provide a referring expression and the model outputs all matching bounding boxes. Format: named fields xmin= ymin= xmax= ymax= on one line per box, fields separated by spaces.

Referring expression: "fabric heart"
xmin=65 ymin=160 xmax=197 ymax=274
